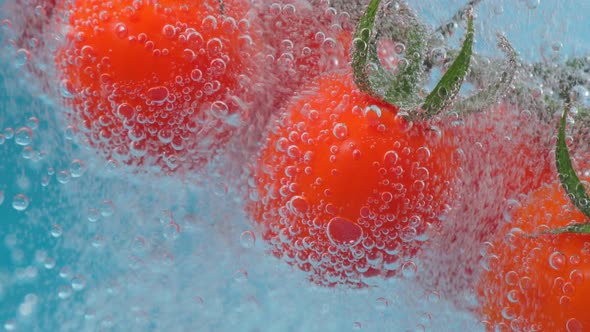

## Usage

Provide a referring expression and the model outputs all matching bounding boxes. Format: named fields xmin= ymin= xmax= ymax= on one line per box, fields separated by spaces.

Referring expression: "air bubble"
xmin=14 ymin=127 xmax=32 ymax=146
xmin=240 ymin=231 xmax=256 ymax=248
xmin=327 ymin=217 xmax=363 ymax=247
xmin=56 ymin=171 xmax=71 ymax=184
xmin=69 ymin=160 xmax=86 ymax=178
xmin=114 ymin=23 xmax=128 ymax=38
xmin=50 ymin=224 xmax=63 ymax=238
xmin=15 ymin=48 xmax=30 ymax=67
xmin=147 ymin=86 xmax=169 ymax=103
xmin=26 ymin=117 xmax=39 ymax=130
xmin=383 ymin=150 xmax=398 ymax=166
xmin=3 ymin=128 xmax=14 ymax=140
xmin=549 ymin=251 xmax=566 ymax=270
xmin=401 ymin=261 xmax=417 ymax=278
xmin=57 ymin=285 xmax=72 ymax=299
xmin=363 ymin=105 xmax=382 ymax=118
xmin=288 ymin=196 xmax=309 ymax=216
xmin=12 ymin=194 xmax=29 ymax=211
xmin=332 ymin=123 xmax=349 ymax=140
xmin=566 ymin=318 xmax=583 ymax=332
xmin=99 ymin=200 xmax=115 ymax=217
xmin=163 ymin=222 xmax=181 ymax=241
xmin=162 ymin=24 xmax=176 ymax=39
xmin=71 ymin=275 xmax=86 ymax=291
xmin=59 ymin=79 xmax=75 ymax=98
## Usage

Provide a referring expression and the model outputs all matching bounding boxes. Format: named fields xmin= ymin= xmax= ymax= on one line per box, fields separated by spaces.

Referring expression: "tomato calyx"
xmin=352 ymin=0 xmax=476 ymax=120
xmin=536 ymin=102 xmax=590 ymax=235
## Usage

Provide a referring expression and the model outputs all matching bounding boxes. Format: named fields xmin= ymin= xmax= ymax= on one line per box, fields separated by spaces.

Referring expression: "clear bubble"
xmin=59 ymin=79 xmax=75 ymax=98
xmin=213 ymin=182 xmax=228 ymax=197
xmin=69 ymin=159 xmax=86 ymax=178
xmin=401 ymin=261 xmax=417 ymax=278
xmin=549 ymin=251 xmax=566 ymax=270
xmin=87 ymin=208 xmax=100 ymax=223
xmin=3 ymin=128 xmax=14 ymax=140
xmin=14 ymin=127 xmax=33 ymax=146
xmin=332 ymin=123 xmax=349 ymax=140
xmin=163 ymin=222 xmax=181 ymax=241
xmin=99 ymin=200 xmax=115 ymax=217
xmin=12 ymin=194 xmax=29 ymax=211
xmin=57 ymin=285 xmax=72 ymax=299
xmin=15 ymin=48 xmax=30 ymax=67
xmin=26 ymin=117 xmax=39 ymax=130
xmin=71 ymin=275 xmax=86 ymax=291
xmin=0 ymin=191 xmax=4 ymax=205
xmin=4 ymin=319 xmax=16 ymax=331
xmin=240 ymin=230 xmax=256 ymax=249
xmin=43 ymin=258 xmax=56 ymax=269
xmin=56 ymin=171 xmax=71 ymax=184
xmin=50 ymin=224 xmax=63 ymax=238
xmin=59 ymin=267 xmax=72 ymax=279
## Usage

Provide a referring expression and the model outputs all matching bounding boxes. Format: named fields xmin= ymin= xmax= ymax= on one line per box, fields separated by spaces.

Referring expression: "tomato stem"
xmin=453 ymin=33 xmax=517 ymax=114
xmin=434 ymin=0 xmax=483 ymax=40
xmin=352 ymin=0 xmax=474 ymax=119
xmin=420 ymin=13 xmax=473 ymax=118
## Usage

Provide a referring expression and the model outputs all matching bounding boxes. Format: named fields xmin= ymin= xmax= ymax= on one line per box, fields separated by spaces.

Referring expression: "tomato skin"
xmin=247 ymin=70 xmax=460 ymax=286
xmin=56 ymin=0 xmax=263 ymax=174
xmin=476 ymin=181 xmax=590 ymax=332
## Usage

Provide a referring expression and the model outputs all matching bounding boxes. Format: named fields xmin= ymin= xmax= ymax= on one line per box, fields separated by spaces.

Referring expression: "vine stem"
xmin=435 ymin=0 xmax=483 ymax=39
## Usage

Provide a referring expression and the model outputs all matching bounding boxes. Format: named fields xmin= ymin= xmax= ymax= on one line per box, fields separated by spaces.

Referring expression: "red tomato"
xmin=56 ymin=0 xmax=263 ymax=174
xmin=476 ymin=180 xmax=590 ymax=331
xmin=256 ymin=0 xmax=353 ymax=107
xmin=247 ymin=70 xmax=460 ymax=287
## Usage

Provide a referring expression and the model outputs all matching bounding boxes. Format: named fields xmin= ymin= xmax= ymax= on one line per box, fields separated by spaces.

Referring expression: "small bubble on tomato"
xmin=549 ymin=251 xmax=567 ymax=270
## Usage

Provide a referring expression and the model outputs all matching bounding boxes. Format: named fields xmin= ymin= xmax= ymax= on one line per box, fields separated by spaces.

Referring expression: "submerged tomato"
xmin=477 ymin=180 xmax=590 ymax=331
xmin=56 ymin=0 xmax=263 ymax=174
xmin=247 ymin=70 xmax=460 ymax=286
xmin=417 ymin=103 xmax=555 ymax=304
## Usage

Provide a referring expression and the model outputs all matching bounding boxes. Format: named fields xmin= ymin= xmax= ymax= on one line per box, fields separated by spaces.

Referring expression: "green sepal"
xmin=546 ymin=223 xmax=590 ymax=235
xmin=556 ymin=103 xmax=590 ymax=219
xmin=420 ymin=13 xmax=474 ymax=118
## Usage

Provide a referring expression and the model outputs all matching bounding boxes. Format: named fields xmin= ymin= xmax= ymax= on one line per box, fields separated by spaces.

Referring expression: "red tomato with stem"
xmin=247 ymin=70 xmax=461 ymax=287
xmin=56 ymin=0 xmax=263 ymax=174
xmin=476 ymin=179 xmax=590 ymax=331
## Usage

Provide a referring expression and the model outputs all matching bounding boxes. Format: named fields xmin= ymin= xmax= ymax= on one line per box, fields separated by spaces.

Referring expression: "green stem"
xmin=420 ymin=13 xmax=474 ymax=118
xmin=555 ymin=102 xmax=590 ymax=219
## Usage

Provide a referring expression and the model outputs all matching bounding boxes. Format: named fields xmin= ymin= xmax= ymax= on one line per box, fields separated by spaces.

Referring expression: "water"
xmin=0 ymin=0 xmax=589 ymax=331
